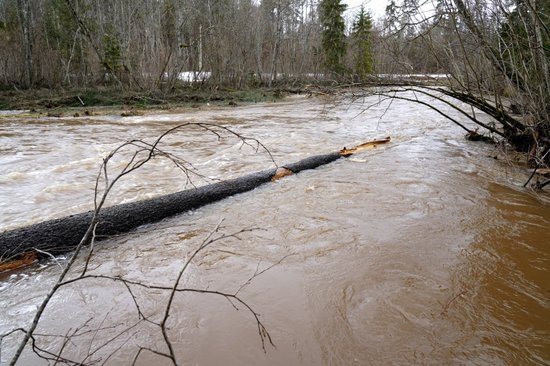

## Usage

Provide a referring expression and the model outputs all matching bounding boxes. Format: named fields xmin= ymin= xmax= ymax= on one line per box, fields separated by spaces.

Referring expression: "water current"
xmin=0 ymin=93 xmax=549 ymax=365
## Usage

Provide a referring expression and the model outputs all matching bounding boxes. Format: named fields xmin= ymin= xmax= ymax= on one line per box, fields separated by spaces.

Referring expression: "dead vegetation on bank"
xmin=0 ymin=86 xmax=290 ymax=112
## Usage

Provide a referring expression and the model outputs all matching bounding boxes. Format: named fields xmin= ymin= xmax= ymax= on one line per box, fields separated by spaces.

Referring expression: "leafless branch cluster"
xmin=1 ymin=123 xmax=283 ymax=365
xmin=367 ymin=0 xmax=550 ymax=189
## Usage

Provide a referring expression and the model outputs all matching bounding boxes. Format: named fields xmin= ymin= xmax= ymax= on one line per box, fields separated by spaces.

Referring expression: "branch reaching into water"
xmin=357 ymin=86 xmax=507 ymax=137
xmin=5 ymin=122 xmax=278 ymax=366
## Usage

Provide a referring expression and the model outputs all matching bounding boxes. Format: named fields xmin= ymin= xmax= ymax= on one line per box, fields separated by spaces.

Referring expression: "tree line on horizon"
xmin=0 ymin=0 xmax=547 ymax=93
xmin=1 ymin=0 xmax=381 ymax=90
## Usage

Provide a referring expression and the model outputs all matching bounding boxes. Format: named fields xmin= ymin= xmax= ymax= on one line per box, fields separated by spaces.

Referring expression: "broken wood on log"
xmin=0 ymin=252 xmax=37 ymax=274
xmin=271 ymin=168 xmax=294 ymax=181
xmin=0 ymin=137 xmax=391 ymax=271
xmin=339 ymin=137 xmax=391 ymax=156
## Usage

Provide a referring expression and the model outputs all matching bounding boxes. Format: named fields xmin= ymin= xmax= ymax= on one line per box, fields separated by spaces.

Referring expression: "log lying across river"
xmin=0 ymin=138 xmax=390 ymax=262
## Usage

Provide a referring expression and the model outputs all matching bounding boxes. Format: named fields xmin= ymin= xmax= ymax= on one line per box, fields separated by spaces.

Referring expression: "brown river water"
xmin=0 ymin=93 xmax=549 ymax=365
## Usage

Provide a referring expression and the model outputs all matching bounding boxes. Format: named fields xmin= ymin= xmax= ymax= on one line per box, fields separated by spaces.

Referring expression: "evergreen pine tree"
xmin=351 ymin=5 xmax=374 ymax=79
xmin=320 ymin=0 xmax=347 ymax=76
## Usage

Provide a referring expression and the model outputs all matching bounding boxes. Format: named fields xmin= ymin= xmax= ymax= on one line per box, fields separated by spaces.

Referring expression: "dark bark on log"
xmin=0 ymin=152 xmax=342 ymax=259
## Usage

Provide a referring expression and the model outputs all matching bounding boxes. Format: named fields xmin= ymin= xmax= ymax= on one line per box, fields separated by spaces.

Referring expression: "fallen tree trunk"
xmin=0 ymin=138 xmax=389 ymax=264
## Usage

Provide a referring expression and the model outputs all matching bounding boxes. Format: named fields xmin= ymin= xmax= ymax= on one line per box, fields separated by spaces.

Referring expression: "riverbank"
xmin=0 ymin=77 xmax=450 ymax=116
xmin=0 ymin=86 xmax=298 ymax=115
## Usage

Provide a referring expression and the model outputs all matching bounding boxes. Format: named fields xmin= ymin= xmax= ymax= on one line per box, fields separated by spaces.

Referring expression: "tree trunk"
xmin=16 ymin=0 xmax=33 ymax=87
xmin=0 ymin=152 xmax=344 ymax=259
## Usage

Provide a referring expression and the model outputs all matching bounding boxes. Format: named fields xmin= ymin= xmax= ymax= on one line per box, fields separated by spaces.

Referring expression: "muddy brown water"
xmin=0 ymin=94 xmax=549 ymax=365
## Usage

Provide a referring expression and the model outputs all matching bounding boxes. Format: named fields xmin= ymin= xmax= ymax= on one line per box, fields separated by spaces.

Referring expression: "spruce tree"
xmin=351 ymin=5 xmax=374 ymax=79
xmin=320 ymin=0 xmax=348 ymax=76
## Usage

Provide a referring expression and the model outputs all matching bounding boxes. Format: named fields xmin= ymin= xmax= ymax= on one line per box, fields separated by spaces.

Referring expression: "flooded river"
xmin=1 ymin=93 xmax=549 ymax=365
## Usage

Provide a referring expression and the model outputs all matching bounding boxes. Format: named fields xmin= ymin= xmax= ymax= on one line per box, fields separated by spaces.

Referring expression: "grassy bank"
xmin=0 ymin=86 xmax=292 ymax=112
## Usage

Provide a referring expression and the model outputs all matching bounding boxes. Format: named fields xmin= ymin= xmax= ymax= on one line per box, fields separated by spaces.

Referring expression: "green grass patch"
xmin=0 ymin=86 xmax=289 ymax=112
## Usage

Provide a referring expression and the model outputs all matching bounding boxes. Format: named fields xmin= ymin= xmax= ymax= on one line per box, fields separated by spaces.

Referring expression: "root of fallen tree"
xmin=0 ymin=137 xmax=390 ymax=270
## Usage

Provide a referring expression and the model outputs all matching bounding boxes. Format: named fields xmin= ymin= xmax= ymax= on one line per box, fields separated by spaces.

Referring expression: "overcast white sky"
xmin=344 ymin=0 xmax=389 ymax=19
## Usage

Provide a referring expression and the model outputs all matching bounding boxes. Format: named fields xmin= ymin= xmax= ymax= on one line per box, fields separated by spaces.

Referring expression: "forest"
xmin=2 ymin=0 xmax=359 ymax=89
xmin=0 ymin=0 xmax=545 ymax=86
